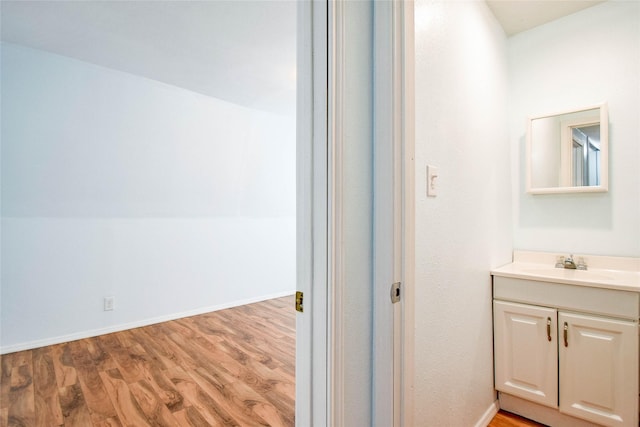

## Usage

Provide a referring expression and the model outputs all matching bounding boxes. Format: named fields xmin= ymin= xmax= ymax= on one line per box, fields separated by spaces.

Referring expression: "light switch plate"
xmin=427 ymin=165 xmax=439 ymax=197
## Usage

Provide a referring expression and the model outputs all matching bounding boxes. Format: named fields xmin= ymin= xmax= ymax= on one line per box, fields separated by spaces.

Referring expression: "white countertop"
xmin=491 ymin=251 xmax=640 ymax=292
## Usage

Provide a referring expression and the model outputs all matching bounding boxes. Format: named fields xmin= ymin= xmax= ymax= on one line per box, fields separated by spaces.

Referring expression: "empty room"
xmin=1 ymin=1 xmax=297 ymax=425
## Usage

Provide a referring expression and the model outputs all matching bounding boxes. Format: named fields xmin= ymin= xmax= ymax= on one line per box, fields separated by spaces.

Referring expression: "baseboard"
xmin=0 ymin=291 xmax=294 ymax=354
xmin=474 ymin=400 xmax=500 ymax=427
xmin=499 ymin=393 xmax=600 ymax=427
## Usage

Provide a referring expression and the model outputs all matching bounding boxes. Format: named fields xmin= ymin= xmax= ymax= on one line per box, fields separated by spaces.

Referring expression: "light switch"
xmin=427 ymin=165 xmax=438 ymax=197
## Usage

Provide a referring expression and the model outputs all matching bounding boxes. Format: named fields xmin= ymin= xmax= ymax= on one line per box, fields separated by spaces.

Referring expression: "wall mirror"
xmin=527 ymin=103 xmax=608 ymax=194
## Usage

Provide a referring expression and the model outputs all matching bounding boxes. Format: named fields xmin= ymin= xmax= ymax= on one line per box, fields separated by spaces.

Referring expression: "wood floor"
xmin=0 ymin=296 xmax=295 ymax=427
xmin=488 ymin=410 xmax=546 ymax=427
xmin=1 ymin=294 xmax=545 ymax=427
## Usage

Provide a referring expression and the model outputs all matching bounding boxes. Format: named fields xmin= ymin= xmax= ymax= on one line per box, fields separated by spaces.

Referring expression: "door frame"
xmin=372 ymin=0 xmax=402 ymax=425
xmin=373 ymin=1 xmax=415 ymax=426
xmin=400 ymin=3 xmax=416 ymax=426
xmin=295 ymin=0 xmax=329 ymax=425
xmin=297 ymin=1 xmax=414 ymax=425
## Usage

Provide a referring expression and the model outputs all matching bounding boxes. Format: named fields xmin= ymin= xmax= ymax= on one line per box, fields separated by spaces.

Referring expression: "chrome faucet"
xmin=555 ymin=254 xmax=588 ymax=270
xmin=564 ymin=254 xmax=577 ymax=269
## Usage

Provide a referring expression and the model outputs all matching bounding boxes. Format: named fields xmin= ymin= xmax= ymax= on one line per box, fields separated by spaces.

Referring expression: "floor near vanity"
xmin=2 ymin=292 xmax=548 ymax=427
xmin=489 ymin=410 xmax=547 ymax=427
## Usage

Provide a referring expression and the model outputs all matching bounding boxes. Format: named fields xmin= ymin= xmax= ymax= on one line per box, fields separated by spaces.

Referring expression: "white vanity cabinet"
xmin=493 ymin=275 xmax=639 ymax=427
xmin=558 ymin=312 xmax=638 ymax=426
xmin=494 ymin=301 xmax=558 ymax=408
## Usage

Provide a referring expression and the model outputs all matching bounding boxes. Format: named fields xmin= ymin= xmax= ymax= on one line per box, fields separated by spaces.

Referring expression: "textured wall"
xmin=509 ymin=1 xmax=640 ymax=257
xmin=413 ymin=1 xmax=512 ymax=424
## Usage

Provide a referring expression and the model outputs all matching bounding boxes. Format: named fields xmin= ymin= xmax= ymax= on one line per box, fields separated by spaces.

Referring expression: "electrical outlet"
xmin=104 ymin=296 xmax=115 ymax=311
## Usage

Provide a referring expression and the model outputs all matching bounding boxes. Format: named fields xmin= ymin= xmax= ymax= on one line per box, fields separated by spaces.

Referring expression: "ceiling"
xmin=486 ymin=0 xmax=606 ymax=36
xmin=0 ymin=1 xmax=297 ymax=116
xmin=1 ymin=1 xmax=606 ymax=116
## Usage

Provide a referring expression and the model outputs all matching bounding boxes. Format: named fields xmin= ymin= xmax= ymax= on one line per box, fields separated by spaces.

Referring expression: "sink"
xmin=519 ymin=267 xmax=616 ymax=283
xmin=491 ymin=251 xmax=640 ymax=291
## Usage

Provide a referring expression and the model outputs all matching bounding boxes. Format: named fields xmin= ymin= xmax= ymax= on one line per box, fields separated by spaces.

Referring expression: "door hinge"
xmin=295 ymin=291 xmax=304 ymax=313
xmin=390 ymin=282 xmax=401 ymax=304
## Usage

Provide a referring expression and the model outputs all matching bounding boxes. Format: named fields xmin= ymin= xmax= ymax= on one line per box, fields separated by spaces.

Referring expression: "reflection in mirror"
xmin=572 ymin=124 xmax=600 ymax=187
xmin=527 ymin=103 xmax=608 ymax=194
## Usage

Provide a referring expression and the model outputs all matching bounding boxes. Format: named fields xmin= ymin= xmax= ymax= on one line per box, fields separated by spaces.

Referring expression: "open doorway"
xmin=1 ymin=1 xmax=297 ymax=425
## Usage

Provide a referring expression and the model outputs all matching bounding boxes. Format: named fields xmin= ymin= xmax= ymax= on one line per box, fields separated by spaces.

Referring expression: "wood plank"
xmin=127 ymin=380 xmax=179 ymax=426
xmin=0 ymin=353 xmax=15 ymax=412
xmin=96 ymin=335 xmax=144 ymax=384
xmin=164 ymin=366 xmax=195 ymax=408
xmin=194 ymin=313 xmax=289 ymax=370
xmin=220 ymin=317 xmax=293 ymax=370
xmin=128 ymin=328 xmax=180 ymax=371
xmin=58 ymin=382 xmax=92 ymax=426
xmin=67 ymin=340 xmax=119 ymax=424
xmin=162 ymin=319 xmax=199 ymax=342
xmin=91 ymin=416 xmax=123 ymax=427
xmin=50 ymin=345 xmax=77 ymax=388
xmin=32 ymin=347 xmax=63 ymax=426
xmin=127 ymin=342 xmax=167 ymax=373
xmin=99 ymin=368 xmax=151 ymax=427
xmin=190 ymin=334 xmax=294 ymax=413
xmin=134 ymin=357 xmax=185 ymax=412
xmin=235 ymin=302 xmax=295 ymax=337
xmin=115 ymin=329 xmax=139 ymax=349
xmin=488 ymin=410 xmax=546 ymax=427
xmin=189 ymin=367 xmax=268 ymax=426
xmin=165 ymin=305 xmax=296 ymax=417
xmin=214 ymin=372 xmax=293 ymax=427
xmin=82 ymin=338 xmax=117 ymax=372
xmin=167 ymin=366 xmax=234 ymax=426
xmin=172 ymin=406 xmax=211 ymax=427
xmin=212 ymin=304 xmax=295 ymax=362
xmin=10 ymin=352 xmax=31 ymax=369
xmin=0 ymin=408 xmax=8 ymax=427
xmin=147 ymin=327 xmax=200 ymax=373
xmin=7 ymin=354 xmax=35 ymax=427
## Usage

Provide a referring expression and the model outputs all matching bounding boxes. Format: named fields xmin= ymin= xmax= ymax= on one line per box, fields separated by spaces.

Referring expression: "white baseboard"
xmin=1 ymin=291 xmax=294 ymax=355
xmin=474 ymin=400 xmax=500 ymax=427
xmin=499 ymin=392 xmax=600 ymax=427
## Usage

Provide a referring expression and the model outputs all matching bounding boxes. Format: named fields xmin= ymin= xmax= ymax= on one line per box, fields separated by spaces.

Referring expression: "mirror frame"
xmin=526 ymin=102 xmax=608 ymax=195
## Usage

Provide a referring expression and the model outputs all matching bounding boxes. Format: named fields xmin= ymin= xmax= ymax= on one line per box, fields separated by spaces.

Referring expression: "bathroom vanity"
xmin=491 ymin=251 xmax=640 ymax=427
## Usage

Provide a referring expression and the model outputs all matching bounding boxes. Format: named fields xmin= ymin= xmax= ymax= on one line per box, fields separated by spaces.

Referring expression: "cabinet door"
xmin=559 ymin=312 xmax=639 ymax=427
xmin=494 ymin=300 xmax=558 ymax=408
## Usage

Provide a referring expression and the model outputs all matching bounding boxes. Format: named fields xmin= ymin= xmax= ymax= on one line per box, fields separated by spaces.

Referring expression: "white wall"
xmin=1 ymin=43 xmax=296 ymax=352
xmin=413 ymin=1 xmax=512 ymax=425
xmin=509 ymin=1 xmax=640 ymax=257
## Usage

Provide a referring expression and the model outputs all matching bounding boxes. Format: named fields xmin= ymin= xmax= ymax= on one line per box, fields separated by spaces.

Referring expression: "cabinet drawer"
xmin=493 ymin=276 xmax=640 ymax=320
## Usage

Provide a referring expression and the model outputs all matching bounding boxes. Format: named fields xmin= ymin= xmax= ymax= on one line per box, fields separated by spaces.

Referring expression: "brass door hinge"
xmin=295 ymin=291 xmax=304 ymax=313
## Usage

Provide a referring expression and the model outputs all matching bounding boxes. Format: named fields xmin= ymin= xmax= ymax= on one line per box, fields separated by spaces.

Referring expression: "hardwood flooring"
xmin=1 ymin=294 xmax=546 ymax=427
xmin=0 ymin=296 xmax=295 ymax=427
xmin=488 ymin=410 xmax=546 ymax=427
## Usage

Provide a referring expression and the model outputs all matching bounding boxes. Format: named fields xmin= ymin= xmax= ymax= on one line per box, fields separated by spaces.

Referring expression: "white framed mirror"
xmin=526 ymin=103 xmax=608 ymax=194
